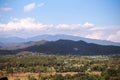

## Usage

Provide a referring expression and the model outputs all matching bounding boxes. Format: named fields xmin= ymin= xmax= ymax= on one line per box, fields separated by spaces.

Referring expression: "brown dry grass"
xmin=7 ymin=72 xmax=78 ymax=80
xmin=3 ymin=71 xmax=101 ymax=80
xmin=86 ymin=71 xmax=101 ymax=76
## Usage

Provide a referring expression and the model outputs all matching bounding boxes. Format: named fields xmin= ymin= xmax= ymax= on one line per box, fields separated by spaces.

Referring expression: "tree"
xmin=51 ymin=74 xmax=64 ymax=80
xmin=38 ymin=73 xmax=46 ymax=80
xmin=7 ymin=68 xmax=13 ymax=74
xmin=28 ymin=75 xmax=36 ymax=80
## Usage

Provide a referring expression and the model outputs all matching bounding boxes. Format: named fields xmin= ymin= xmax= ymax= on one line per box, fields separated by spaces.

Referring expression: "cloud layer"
xmin=107 ymin=31 xmax=120 ymax=42
xmin=0 ymin=17 xmax=120 ymax=42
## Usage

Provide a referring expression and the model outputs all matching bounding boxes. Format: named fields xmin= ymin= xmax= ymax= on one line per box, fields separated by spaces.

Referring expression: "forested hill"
xmin=14 ymin=39 xmax=120 ymax=55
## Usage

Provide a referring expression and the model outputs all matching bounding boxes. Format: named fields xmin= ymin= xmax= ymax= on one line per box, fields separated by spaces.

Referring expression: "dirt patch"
xmin=7 ymin=72 xmax=78 ymax=80
xmin=86 ymin=71 xmax=101 ymax=76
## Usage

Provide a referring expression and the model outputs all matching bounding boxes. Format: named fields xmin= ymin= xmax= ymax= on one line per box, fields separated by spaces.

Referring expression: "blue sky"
xmin=0 ymin=0 xmax=120 ymax=42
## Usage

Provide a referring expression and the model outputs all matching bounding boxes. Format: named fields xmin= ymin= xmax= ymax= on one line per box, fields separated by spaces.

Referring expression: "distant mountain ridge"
xmin=15 ymin=39 xmax=120 ymax=55
xmin=0 ymin=34 xmax=120 ymax=46
xmin=0 ymin=39 xmax=120 ymax=55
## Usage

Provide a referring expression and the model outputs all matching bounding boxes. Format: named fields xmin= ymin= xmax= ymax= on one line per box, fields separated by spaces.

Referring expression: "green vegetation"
xmin=0 ymin=53 xmax=120 ymax=80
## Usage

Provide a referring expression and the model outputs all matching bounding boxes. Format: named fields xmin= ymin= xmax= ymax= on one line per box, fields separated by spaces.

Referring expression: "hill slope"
xmin=16 ymin=40 xmax=120 ymax=55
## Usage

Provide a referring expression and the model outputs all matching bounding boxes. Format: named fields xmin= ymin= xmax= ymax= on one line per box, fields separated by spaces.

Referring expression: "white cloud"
xmin=24 ymin=2 xmax=44 ymax=12
xmin=107 ymin=31 xmax=120 ymax=42
xmin=86 ymin=32 xmax=103 ymax=39
xmin=83 ymin=22 xmax=94 ymax=27
xmin=0 ymin=17 xmax=56 ymax=38
xmin=89 ymin=27 xmax=106 ymax=31
xmin=55 ymin=22 xmax=95 ymax=30
xmin=0 ymin=17 xmax=120 ymax=42
xmin=24 ymin=3 xmax=35 ymax=12
xmin=0 ymin=18 xmax=44 ymax=32
xmin=37 ymin=3 xmax=44 ymax=7
xmin=0 ymin=7 xmax=12 ymax=12
xmin=56 ymin=24 xmax=81 ymax=30
xmin=0 ymin=20 xmax=94 ymax=38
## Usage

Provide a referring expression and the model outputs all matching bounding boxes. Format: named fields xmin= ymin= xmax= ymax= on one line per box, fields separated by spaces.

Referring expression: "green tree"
xmin=28 ymin=75 xmax=36 ymax=80
xmin=7 ymin=68 xmax=13 ymax=74
xmin=51 ymin=74 xmax=64 ymax=80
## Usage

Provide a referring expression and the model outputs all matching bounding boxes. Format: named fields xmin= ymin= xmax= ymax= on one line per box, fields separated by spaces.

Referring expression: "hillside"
xmin=0 ymin=39 xmax=120 ymax=55
xmin=15 ymin=40 xmax=120 ymax=55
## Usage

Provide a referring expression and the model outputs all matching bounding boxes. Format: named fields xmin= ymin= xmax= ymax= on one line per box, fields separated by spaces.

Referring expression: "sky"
xmin=0 ymin=0 xmax=120 ymax=42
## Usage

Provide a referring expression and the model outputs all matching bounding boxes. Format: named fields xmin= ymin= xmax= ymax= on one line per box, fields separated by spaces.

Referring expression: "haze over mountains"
xmin=0 ymin=34 xmax=120 ymax=55
xmin=0 ymin=34 xmax=120 ymax=46
xmin=0 ymin=39 xmax=120 ymax=55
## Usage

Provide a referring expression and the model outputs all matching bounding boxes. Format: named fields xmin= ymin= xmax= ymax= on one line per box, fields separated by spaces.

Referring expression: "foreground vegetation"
xmin=0 ymin=52 xmax=120 ymax=80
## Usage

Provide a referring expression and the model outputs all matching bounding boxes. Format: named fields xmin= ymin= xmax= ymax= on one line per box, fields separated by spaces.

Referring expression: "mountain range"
xmin=0 ymin=34 xmax=120 ymax=55
xmin=0 ymin=39 xmax=120 ymax=55
xmin=0 ymin=34 xmax=120 ymax=46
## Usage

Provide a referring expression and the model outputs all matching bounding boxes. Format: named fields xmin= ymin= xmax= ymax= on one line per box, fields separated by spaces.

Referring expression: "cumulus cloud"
xmin=0 ymin=17 xmax=56 ymax=37
xmin=0 ymin=19 xmax=95 ymax=38
xmin=0 ymin=7 xmax=12 ymax=12
xmin=24 ymin=3 xmax=36 ymax=12
xmin=86 ymin=32 xmax=103 ymax=39
xmin=107 ymin=31 xmax=120 ymax=42
xmin=0 ymin=17 xmax=120 ymax=42
xmin=0 ymin=18 xmax=45 ymax=32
